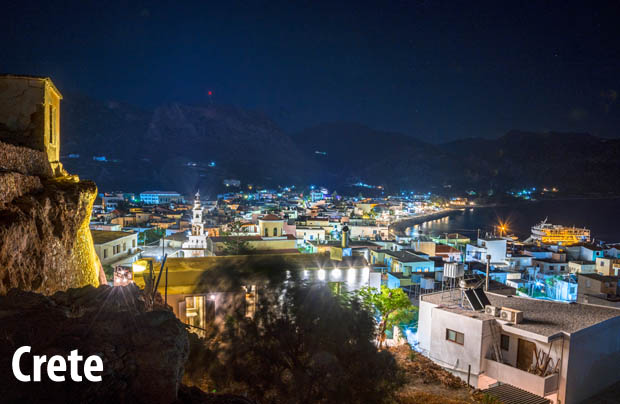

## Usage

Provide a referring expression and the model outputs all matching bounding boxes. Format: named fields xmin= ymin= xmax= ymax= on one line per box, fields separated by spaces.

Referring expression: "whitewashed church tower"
xmin=182 ymin=191 xmax=208 ymax=256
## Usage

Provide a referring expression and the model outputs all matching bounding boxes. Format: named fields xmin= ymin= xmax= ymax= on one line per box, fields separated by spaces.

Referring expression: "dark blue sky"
xmin=2 ymin=0 xmax=620 ymax=141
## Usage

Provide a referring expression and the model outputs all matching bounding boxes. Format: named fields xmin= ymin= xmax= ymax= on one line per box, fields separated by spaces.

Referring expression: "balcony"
xmin=482 ymin=358 xmax=559 ymax=397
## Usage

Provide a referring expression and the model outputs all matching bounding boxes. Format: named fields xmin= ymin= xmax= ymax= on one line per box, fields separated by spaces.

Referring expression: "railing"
xmin=482 ymin=358 xmax=558 ymax=397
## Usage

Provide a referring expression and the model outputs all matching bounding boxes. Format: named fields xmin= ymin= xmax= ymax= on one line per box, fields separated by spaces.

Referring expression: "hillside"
xmin=61 ymin=96 xmax=314 ymax=194
xmin=59 ymin=95 xmax=620 ymax=194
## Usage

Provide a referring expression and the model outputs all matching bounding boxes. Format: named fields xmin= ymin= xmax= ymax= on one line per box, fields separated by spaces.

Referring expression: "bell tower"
xmin=182 ymin=190 xmax=209 ymax=256
xmin=191 ymin=191 xmax=204 ymax=236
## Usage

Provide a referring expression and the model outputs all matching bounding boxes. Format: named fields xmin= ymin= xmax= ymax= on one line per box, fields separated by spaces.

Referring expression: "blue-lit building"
xmin=139 ymin=191 xmax=183 ymax=205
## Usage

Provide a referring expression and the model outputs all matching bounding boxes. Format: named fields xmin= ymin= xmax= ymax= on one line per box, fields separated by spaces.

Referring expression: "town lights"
xmin=132 ymin=261 xmax=147 ymax=273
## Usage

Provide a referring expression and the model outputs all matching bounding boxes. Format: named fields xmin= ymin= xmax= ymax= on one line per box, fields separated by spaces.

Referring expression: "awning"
xmin=482 ymin=383 xmax=550 ymax=404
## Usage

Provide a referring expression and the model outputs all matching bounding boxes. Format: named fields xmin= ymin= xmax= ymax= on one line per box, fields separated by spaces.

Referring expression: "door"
xmin=517 ymin=338 xmax=536 ymax=371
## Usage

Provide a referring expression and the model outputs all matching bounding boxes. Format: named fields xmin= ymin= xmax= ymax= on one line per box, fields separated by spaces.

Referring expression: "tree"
xmin=220 ymin=221 xmax=254 ymax=255
xmin=114 ymin=200 xmax=132 ymax=215
xmin=357 ymin=286 xmax=416 ymax=348
xmin=184 ymin=282 xmax=403 ymax=403
xmin=139 ymin=227 xmax=165 ymax=245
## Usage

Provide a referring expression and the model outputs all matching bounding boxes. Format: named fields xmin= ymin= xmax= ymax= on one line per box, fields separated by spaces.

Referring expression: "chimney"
xmin=342 ymin=225 xmax=350 ymax=248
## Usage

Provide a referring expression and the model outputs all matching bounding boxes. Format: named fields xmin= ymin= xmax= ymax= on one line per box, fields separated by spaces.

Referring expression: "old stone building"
xmin=0 ymin=74 xmax=64 ymax=176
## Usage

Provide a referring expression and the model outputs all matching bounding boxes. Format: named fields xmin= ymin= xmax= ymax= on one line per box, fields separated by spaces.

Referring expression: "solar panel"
xmin=474 ymin=288 xmax=492 ymax=307
xmin=464 ymin=289 xmax=483 ymax=311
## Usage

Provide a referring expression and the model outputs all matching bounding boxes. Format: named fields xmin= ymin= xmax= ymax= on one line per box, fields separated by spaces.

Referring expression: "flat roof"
xmin=91 ymin=230 xmax=136 ymax=244
xmin=422 ymin=290 xmax=620 ymax=338
xmin=578 ymin=273 xmax=619 ymax=282
xmin=140 ymin=191 xmax=181 ymax=195
xmin=134 ymin=253 xmax=368 ymax=294
xmin=384 ymin=250 xmax=429 ymax=263
xmin=0 ymin=74 xmax=63 ymax=97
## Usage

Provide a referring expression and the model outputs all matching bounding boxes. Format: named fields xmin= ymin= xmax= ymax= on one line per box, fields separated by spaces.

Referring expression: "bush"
xmin=185 ymin=282 xmax=403 ymax=403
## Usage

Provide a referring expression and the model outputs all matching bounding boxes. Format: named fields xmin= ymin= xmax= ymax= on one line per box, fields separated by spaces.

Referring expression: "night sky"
xmin=2 ymin=1 xmax=620 ymax=142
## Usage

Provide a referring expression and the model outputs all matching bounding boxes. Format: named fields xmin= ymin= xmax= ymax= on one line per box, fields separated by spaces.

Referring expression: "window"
xmin=500 ymin=334 xmax=510 ymax=351
xmin=560 ymin=266 xmax=565 ymax=271
xmin=446 ymin=329 xmax=464 ymax=345
xmin=103 ymin=249 xmax=108 ymax=259
xmin=264 ymin=228 xmax=269 ymax=237
xmin=122 ymin=242 xmax=127 ymax=251
xmin=273 ymin=228 xmax=278 ymax=236
xmin=132 ymin=240 xmax=136 ymax=248
xmin=48 ymin=105 xmax=54 ymax=144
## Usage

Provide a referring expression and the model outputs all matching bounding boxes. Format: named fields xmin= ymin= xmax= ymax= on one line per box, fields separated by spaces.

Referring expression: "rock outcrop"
xmin=0 ymin=284 xmax=188 ymax=403
xmin=0 ymin=140 xmax=100 ymax=295
xmin=0 ymin=284 xmax=255 ymax=404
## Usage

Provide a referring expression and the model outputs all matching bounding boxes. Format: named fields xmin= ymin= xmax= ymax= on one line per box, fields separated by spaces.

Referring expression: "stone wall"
xmin=0 ymin=140 xmax=100 ymax=294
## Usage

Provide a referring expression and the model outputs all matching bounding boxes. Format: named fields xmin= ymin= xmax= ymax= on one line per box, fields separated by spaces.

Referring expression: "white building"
xmin=140 ymin=191 xmax=183 ymax=205
xmin=295 ymin=226 xmax=326 ymax=243
xmin=91 ymin=230 xmax=139 ymax=266
xmin=418 ymin=289 xmax=620 ymax=404
xmin=466 ymin=237 xmax=507 ymax=265
xmin=348 ymin=224 xmax=389 ymax=240
xmin=181 ymin=191 xmax=209 ymax=257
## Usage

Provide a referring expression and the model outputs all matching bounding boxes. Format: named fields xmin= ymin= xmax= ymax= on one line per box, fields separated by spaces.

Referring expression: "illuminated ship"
xmin=528 ymin=218 xmax=590 ymax=245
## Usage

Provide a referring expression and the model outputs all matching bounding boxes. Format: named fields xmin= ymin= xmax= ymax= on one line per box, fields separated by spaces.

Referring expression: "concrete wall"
xmin=424 ymin=305 xmax=487 ymax=384
xmin=564 ymin=316 xmax=620 ymax=404
xmin=418 ymin=299 xmax=436 ymax=354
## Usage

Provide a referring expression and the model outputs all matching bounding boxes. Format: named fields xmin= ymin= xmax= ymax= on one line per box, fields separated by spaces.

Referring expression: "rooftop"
xmin=210 ymin=234 xmax=297 ymax=242
xmin=422 ymin=289 xmax=620 ymax=339
xmin=134 ymin=253 xmax=368 ymax=294
xmin=91 ymin=230 xmax=136 ymax=244
xmin=435 ymin=244 xmax=460 ymax=254
xmin=385 ymin=250 xmax=429 ymax=263
xmin=578 ymin=273 xmax=619 ymax=282
xmin=140 ymin=191 xmax=181 ymax=195
xmin=259 ymin=214 xmax=282 ymax=221
xmin=0 ymin=74 xmax=63 ymax=97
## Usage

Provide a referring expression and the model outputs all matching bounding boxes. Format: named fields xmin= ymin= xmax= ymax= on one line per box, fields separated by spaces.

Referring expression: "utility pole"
xmin=161 ymin=231 xmax=165 ymax=259
xmin=485 ymin=254 xmax=491 ymax=291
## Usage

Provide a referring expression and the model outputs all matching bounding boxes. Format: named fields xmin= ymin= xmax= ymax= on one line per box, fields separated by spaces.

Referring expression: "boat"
xmin=527 ymin=218 xmax=590 ymax=245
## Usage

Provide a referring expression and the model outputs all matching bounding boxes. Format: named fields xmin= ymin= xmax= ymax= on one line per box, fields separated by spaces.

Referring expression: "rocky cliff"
xmin=0 ymin=140 xmax=101 ymax=295
xmin=0 ymin=284 xmax=187 ymax=403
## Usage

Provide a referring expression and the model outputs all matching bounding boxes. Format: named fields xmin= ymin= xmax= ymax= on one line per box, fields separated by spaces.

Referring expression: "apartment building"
xmin=419 ymin=289 xmax=620 ymax=404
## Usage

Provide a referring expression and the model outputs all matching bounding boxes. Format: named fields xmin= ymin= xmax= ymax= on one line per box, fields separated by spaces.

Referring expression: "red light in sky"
xmin=208 ymin=91 xmax=212 ymax=96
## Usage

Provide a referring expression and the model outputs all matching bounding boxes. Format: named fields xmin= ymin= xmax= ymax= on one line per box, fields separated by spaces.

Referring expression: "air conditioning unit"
xmin=485 ymin=305 xmax=501 ymax=317
xmin=500 ymin=307 xmax=523 ymax=324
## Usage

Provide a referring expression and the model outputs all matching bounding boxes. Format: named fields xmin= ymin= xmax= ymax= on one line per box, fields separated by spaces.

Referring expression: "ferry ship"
xmin=528 ymin=218 xmax=590 ymax=245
